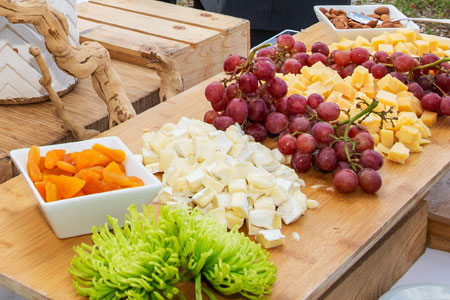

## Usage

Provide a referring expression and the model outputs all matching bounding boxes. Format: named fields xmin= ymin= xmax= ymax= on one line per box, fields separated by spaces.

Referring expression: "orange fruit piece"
xmin=43 ymin=175 xmax=86 ymax=199
xmin=27 ymin=146 xmax=42 ymax=183
xmin=92 ymin=144 xmax=126 ymax=163
xmin=79 ymin=166 xmax=104 ymax=182
xmin=44 ymin=149 xmax=66 ymax=169
xmin=38 ymin=157 xmax=46 ymax=172
xmin=83 ymin=178 xmax=121 ymax=195
xmin=45 ymin=181 xmax=60 ymax=202
xmin=74 ymin=149 xmax=111 ymax=170
xmin=56 ymin=160 xmax=78 ymax=174
xmin=128 ymin=176 xmax=144 ymax=187
xmin=34 ymin=181 xmax=47 ymax=199
xmin=63 ymin=153 xmax=74 ymax=164
xmin=103 ymin=161 xmax=133 ymax=186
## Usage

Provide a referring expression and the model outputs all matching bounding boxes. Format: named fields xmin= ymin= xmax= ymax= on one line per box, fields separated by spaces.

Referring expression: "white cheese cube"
xmin=173 ymin=138 xmax=194 ymax=158
xmin=160 ymin=123 xmax=177 ymax=133
xmin=270 ymin=185 xmax=290 ymax=206
xmin=306 ymin=199 xmax=320 ymax=209
xmin=212 ymin=151 xmax=226 ymax=163
xmin=141 ymin=131 xmax=155 ymax=149
xmin=252 ymin=150 xmax=277 ymax=170
xmin=201 ymin=174 xmax=225 ymax=193
xmin=229 ymin=144 xmax=244 ymax=158
xmin=249 ymin=210 xmax=278 ymax=229
xmin=271 ymin=148 xmax=285 ymax=163
xmin=294 ymin=191 xmax=307 ymax=211
xmin=159 ymin=149 xmax=178 ymax=172
xmin=177 ymin=116 xmax=192 ymax=128
xmin=185 ymin=169 xmax=205 ymax=191
xmin=225 ymin=125 xmax=244 ymax=144
xmin=145 ymin=162 xmax=160 ymax=174
xmin=199 ymin=203 xmax=213 ymax=214
xmin=228 ymin=178 xmax=247 ymax=194
xmin=212 ymin=131 xmax=234 ymax=153
xmin=163 ymin=165 xmax=183 ymax=187
xmin=256 ymin=229 xmax=285 ymax=249
xmin=225 ymin=210 xmax=244 ymax=230
xmin=276 ymin=177 xmax=293 ymax=193
xmin=209 ymin=207 xmax=227 ymax=227
xmin=272 ymin=214 xmax=282 ymax=229
xmin=192 ymin=187 xmax=216 ymax=208
xmin=253 ymin=197 xmax=275 ymax=211
xmin=210 ymin=162 xmax=232 ymax=182
xmin=155 ymin=186 xmax=173 ymax=204
xmin=173 ymin=177 xmax=192 ymax=195
xmin=168 ymin=128 xmax=188 ymax=138
xmin=230 ymin=162 xmax=258 ymax=180
xmin=276 ymin=197 xmax=304 ymax=225
xmin=212 ymin=193 xmax=232 ymax=209
xmin=247 ymin=172 xmax=274 ymax=190
xmin=150 ymin=131 xmax=172 ymax=155
xmin=247 ymin=192 xmax=262 ymax=205
xmin=195 ymin=142 xmax=215 ymax=163
xmin=142 ymin=148 xmax=158 ymax=165
xmin=247 ymin=222 xmax=264 ymax=236
xmin=231 ymin=192 xmax=249 ymax=218
xmin=171 ymin=195 xmax=192 ymax=206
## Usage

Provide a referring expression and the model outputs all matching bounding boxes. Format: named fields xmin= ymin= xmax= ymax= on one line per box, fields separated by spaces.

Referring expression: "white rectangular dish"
xmin=10 ymin=136 xmax=162 ymax=239
xmin=314 ymin=5 xmax=420 ymax=41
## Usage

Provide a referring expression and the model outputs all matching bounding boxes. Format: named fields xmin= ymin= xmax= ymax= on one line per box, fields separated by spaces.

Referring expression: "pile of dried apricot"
xmin=26 ymin=144 xmax=144 ymax=202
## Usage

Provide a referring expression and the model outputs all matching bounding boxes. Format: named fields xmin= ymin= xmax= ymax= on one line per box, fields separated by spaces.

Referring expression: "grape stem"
xmin=412 ymin=57 xmax=450 ymax=72
xmin=333 ymin=98 xmax=379 ymax=129
xmin=240 ymin=43 xmax=271 ymax=75
xmin=422 ymin=72 xmax=447 ymax=96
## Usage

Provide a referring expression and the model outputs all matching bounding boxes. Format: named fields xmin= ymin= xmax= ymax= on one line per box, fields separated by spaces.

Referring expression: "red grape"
xmin=245 ymin=123 xmax=268 ymax=142
xmin=265 ymin=112 xmax=289 ymax=134
xmin=213 ymin=116 xmax=234 ymax=131
xmin=316 ymin=102 xmax=340 ymax=121
xmin=416 ymin=74 xmax=434 ymax=91
xmin=287 ymin=94 xmax=307 ymax=114
xmin=296 ymin=133 xmax=317 ymax=154
xmin=307 ymin=93 xmax=324 ymax=109
xmin=311 ymin=41 xmax=330 ymax=57
xmin=239 ymin=72 xmax=258 ymax=93
xmin=394 ymin=54 xmax=415 ymax=72
xmin=333 ymin=169 xmax=358 ymax=193
xmin=436 ymin=74 xmax=450 ymax=94
xmin=361 ymin=60 xmax=376 ymax=72
xmin=283 ymin=58 xmax=302 ymax=74
xmin=330 ymin=63 xmax=344 ymax=74
xmin=440 ymin=96 xmax=450 ymax=116
xmin=371 ymin=64 xmax=388 ymax=79
xmin=274 ymin=97 xmax=289 ymax=115
xmin=248 ymin=98 xmax=267 ymax=122
xmin=358 ymin=169 xmax=382 ymax=193
xmin=252 ymin=61 xmax=276 ymax=81
xmin=267 ymin=77 xmax=288 ymax=99
xmin=225 ymin=83 xmax=239 ymax=100
xmin=292 ymin=41 xmax=307 ymax=53
xmin=353 ymin=132 xmax=374 ymax=153
xmin=315 ymin=147 xmax=337 ymax=172
xmin=360 ymin=149 xmax=383 ymax=170
xmin=311 ymin=122 xmax=335 ymax=144
xmin=421 ymin=92 xmax=441 ymax=112
xmin=308 ymin=53 xmax=327 ymax=66
xmin=257 ymin=47 xmax=275 ymax=59
xmin=291 ymin=151 xmax=312 ymax=173
xmin=374 ymin=51 xmax=390 ymax=63
xmin=407 ymin=82 xmax=424 ymax=99
xmin=278 ymin=134 xmax=297 ymax=155
xmin=390 ymin=72 xmax=407 ymax=84
xmin=224 ymin=54 xmax=245 ymax=73
xmin=350 ymin=48 xmax=369 ymax=64
xmin=334 ymin=50 xmax=351 ymax=66
xmin=211 ymin=92 xmax=229 ymax=111
xmin=349 ymin=124 xmax=369 ymax=138
xmin=205 ymin=81 xmax=224 ymax=103
xmin=289 ymin=116 xmax=311 ymax=134
xmin=333 ymin=140 xmax=353 ymax=162
xmin=341 ymin=64 xmax=356 ymax=78
xmin=333 ymin=161 xmax=351 ymax=176
xmin=277 ymin=34 xmax=295 ymax=51
xmin=292 ymin=52 xmax=309 ymax=66
xmin=421 ymin=53 xmax=440 ymax=74
xmin=226 ymin=98 xmax=248 ymax=124
xmin=390 ymin=52 xmax=405 ymax=61
xmin=204 ymin=110 xmax=219 ymax=124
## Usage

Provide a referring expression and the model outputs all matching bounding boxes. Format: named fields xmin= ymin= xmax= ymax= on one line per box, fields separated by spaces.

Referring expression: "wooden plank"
xmin=77 ymin=2 xmax=220 ymax=46
xmin=427 ymin=219 xmax=450 ymax=252
xmin=321 ymin=201 xmax=427 ymax=300
xmin=89 ymin=0 xmax=248 ymax=34
xmin=1 ymin=67 xmax=449 ymax=299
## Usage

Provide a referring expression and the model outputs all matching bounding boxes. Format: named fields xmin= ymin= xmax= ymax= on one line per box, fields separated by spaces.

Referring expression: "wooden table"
xmin=0 ymin=23 xmax=449 ymax=300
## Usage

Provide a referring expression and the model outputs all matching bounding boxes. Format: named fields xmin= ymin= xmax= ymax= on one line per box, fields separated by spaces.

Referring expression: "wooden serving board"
xmin=77 ymin=0 xmax=250 ymax=89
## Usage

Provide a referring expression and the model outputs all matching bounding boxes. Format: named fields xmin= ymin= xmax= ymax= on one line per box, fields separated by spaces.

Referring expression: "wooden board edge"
xmin=0 ymin=273 xmax=49 ymax=300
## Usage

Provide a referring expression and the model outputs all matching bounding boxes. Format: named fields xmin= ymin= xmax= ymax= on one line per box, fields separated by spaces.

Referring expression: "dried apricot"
xmin=83 ymin=178 xmax=121 ymax=195
xmin=43 ymin=175 xmax=86 ymax=199
xmin=103 ymin=161 xmax=133 ymax=186
xmin=34 ymin=181 xmax=47 ymax=199
xmin=45 ymin=181 xmax=60 ymax=202
xmin=44 ymin=149 xmax=66 ymax=169
xmin=75 ymin=149 xmax=111 ymax=169
xmin=92 ymin=143 xmax=126 ymax=163
xmin=56 ymin=160 xmax=78 ymax=174
xmin=27 ymin=146 xmax=42 ymax=183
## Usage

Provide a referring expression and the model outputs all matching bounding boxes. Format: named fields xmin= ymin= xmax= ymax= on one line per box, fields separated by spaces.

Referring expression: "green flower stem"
xmin=201 ymin=286 xmax=218 ymax=300
xmin=195 ymin=273 xmax=203 ymax=300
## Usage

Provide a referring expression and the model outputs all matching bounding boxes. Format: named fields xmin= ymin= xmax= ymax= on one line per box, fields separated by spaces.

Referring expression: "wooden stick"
xmin=0 ymin=0 xmax=136 ymax=128
xmin=144 ymin=47 xmax=184 ymax=102
xmin=29 ymin=46 xmax=100 ymax=140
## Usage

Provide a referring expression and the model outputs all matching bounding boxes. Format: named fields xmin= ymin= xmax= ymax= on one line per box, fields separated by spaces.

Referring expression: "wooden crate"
xmin=77 ymin=0 xmax=250 ymax=89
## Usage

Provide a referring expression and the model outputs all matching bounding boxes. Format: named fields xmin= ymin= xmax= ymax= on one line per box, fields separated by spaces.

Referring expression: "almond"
xmin=335 ymin=21 xmax=346 ymax=29
xmin=367 ymin=20 xmax=378 ymax=28
xmin=319 ymin=7 xmax=327 ymax=14
xmin=380 ymin=14 xmax=390 ymax=21
xmin=382 ymin=22 xmax=394 ymax=28
xmin=374 ymin=6 xmax=390 ymax=16
xmin=352 ymin=23 xmax=363 ymax=28
xmin=362 ymin=25 xmax=371 ymax=28
xmin=394 ymin=24 xmax=404 ymax=28
xmin=368 ymin=14 xmax=381 ymax=19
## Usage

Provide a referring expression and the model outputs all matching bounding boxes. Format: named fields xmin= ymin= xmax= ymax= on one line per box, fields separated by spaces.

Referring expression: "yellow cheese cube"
xmin=414 ymin=119 xmax=431 ymax=138
xmin=414 ymin=40 xmax=430 ymax=56
xmin=411 ymin=96 xmax=424 ymax=116
xmin=388 ymin=142 xmax=410 ymax=164
xmin=286 ymin=87 xmax=303 ymax=97
xmin=376 ymin=90 xmax=398 ymax=108
xmin=395 ymin=125 xmax=421 ymax=145
xmin=355 ymin=35 xmax=371 ymax=47
xmin=377 ymin=74 xmax=408 ymax=94
xmin=326 ymin=90 xmax=343 ymax=103
xmin=337 ymin=111 xmax=348 ymax=122
xmin=371 ymin=35 xmax=388 ymax=51
xmin=435 ymin=48 xmax=445 ymax=58
xmin=333 ymin=81 xmax=356 ymax=101
xmin=378 ymin=44 xmax=394 ymax=55
xmin=361 ymin=46 xmax=375 ymax=54
xmin=420 ymin=110 xmax=437 ymax=127
xmin=371 ymin=133 xmax=380 ymax=145
xmin=421 ymin=35 xmax=439 ymax=52
xmin=361 ymin=114 xmax=382 ymax=134
xmin=398 ymin=97 xmax=415 ymax=112
xmin=404 ymin=42 xmax=418 ymax=55
xmin=351 ymin=65 xmax=370 ymax=89
xmin=328 ymin=42 xmax=338 ymax=52
xmin=337 ymin=38 xmax=355 ymax=50
xmin=380 ymin=129 xmax=394 ymax=148
xmin=397 ymin=29 xmax=416 ymax=42
xmin=388 ymin=33 xmax=407 ymax=46
xmin=445 ymin=50 xmax=450 ymax=57
xmin=375 ymin=143 xmax=390 ymax=156
xmin=394 ymin=42 xmax=412 ymax=55
xmin=393 ymin=113 xmax=415 ymax=131
xmin=337 ymin=98 xmax=353 ymax=110
xmin=420 ymin=138 xmax=431 ymax=145
xmin=308 ymin=82 xmax=333 ymax=98
xmin=438 ymin=38 xmax=450 ymax=51
xmin=403 ymin=141 xmax=423 ymax=153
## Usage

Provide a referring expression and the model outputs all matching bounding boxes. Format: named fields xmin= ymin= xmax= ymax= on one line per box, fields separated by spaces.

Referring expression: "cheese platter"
xmin=0 ymin=14 xmax=449 ymax=300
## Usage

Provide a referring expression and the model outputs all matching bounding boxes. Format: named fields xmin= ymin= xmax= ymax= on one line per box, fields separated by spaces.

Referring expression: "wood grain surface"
xmin=77 ymin=0 xmax=250 ymax=89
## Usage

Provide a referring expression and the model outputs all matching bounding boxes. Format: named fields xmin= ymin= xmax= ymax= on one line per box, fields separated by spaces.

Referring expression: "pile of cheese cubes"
xmin=142 ymin=117 xmax=319 ymax=248
xmin=328 ymin=28 xmax=450 ymax=58
xmin=280 ymin=61 xmax=436 ymax=165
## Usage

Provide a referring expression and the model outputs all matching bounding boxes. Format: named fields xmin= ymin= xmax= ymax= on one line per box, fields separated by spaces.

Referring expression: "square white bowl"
xmin=10 ymin=136 xmax=162 ymax=239
xmin=314 ymin=5 xmax=420 ymax=41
